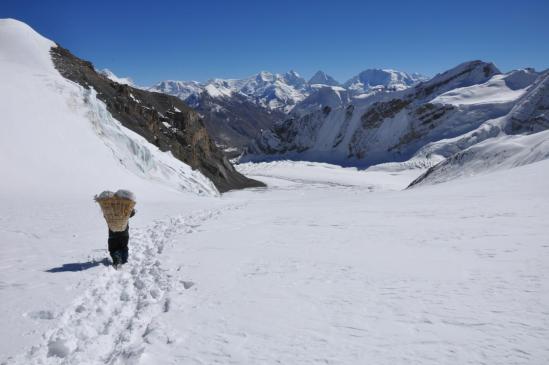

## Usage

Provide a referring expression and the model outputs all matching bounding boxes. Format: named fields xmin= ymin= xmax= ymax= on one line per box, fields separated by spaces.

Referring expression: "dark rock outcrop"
xmin=360 ymin=99 xmax=411 ymax=129
xmin=191 ymin=92 xmax=285 ymax=157
xmin=50 ymin=45 xmax=264 ymax=192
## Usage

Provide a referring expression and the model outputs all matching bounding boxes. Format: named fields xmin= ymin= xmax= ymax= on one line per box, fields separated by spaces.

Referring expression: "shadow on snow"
xmin=45 ymin=258 xmax=110 ymax=273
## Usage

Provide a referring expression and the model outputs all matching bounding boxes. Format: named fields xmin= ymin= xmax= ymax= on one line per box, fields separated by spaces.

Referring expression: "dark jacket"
xmin=108 ymin=209 xmax=135 ymax=252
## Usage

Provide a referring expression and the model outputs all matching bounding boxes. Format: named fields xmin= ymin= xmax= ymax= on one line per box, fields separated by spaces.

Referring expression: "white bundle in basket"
xmin=96 ymin=190 xmax=115 ymax=200
xmin=114 ymin=189 xmax=135 ymax=201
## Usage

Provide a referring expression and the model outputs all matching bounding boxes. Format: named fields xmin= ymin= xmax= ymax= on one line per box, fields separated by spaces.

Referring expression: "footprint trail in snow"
xmin=4 ymin=207 xmax=232 ymax=365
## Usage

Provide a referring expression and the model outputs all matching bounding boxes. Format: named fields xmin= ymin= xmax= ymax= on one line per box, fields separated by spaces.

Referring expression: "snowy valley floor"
xmin=1 ymin=161 xmax=548 ymax=364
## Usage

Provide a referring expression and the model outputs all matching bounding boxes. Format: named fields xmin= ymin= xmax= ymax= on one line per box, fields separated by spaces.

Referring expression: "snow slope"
xmin=409 ymin=69 xmax=549 ymax=185
xmin=291 ymin=85 xmax=350 ymax=117
xmin=431 ymin=70 xmax=538 ymax=106
xmin=2 ymin=160 xmax=548 ymax=364
xmin=0 ymin=18 xmax=217 ymax=198
xmin=410 ymin=126 xmax=549 ymax=187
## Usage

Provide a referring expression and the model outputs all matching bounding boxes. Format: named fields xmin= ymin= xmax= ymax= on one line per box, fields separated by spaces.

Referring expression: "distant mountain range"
xmin=147 ymin=69 xmax=427 ymax=154
xmin=149 ymin=69 xmax=427 ymax=113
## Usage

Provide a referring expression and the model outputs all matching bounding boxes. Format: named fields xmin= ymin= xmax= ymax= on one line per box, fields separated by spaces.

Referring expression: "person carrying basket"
xmin=95 ymin=190 xmax=137 ymax=268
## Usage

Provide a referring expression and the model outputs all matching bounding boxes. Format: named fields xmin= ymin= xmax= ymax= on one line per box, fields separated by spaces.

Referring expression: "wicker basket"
xmin=95 ymin=196 xmax=136 ymax=232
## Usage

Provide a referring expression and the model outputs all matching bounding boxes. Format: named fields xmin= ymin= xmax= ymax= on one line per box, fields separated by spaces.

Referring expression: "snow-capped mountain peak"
xmin=151 ymin=70 xmax=310 ymax=113
xmin=281 ymin=70 xmax=308 ymax=89
xmin=148 ymin=80 xmax=203 ymax=100
xmin=256 ymin=71 xmax=275 ymax=83
xmin=204 ymin=83 xmax=233 ymax=98
xmin=344 ymin=68 xmax=427 ymax=95
xmin=308 ymin=70 xmax=340 ymax=86
xmin=152 ymin=67 xmax=425 ymax=115
xmin=285 ymin=70 xmax=301 ymax=78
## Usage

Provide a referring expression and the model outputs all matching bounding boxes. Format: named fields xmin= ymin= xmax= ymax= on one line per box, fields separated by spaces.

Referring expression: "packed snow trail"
xmin=3 ymin=207 xmax=237 ymax=365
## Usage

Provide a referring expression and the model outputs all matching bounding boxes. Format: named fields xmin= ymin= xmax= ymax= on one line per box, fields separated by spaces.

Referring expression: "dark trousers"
xmin=108 ymin=234 xmax=129 ymax=264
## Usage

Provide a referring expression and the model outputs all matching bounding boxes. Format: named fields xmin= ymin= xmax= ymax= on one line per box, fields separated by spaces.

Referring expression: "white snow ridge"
xmin=0 ymin=18 xmax=217 ymax=199
xmin=99 ymin=69 xmax=135 ymax=87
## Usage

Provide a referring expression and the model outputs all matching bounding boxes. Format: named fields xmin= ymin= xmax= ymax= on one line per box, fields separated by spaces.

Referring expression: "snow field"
xmin=147 ymin=161 xmax=549 ymax=364
xmin=1 ymin=160 xmax=548 ymax=364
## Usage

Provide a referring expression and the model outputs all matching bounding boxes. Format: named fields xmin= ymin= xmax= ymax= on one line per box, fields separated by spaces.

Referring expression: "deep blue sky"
xmin=2 ymin=0 xmax=548 ymax=86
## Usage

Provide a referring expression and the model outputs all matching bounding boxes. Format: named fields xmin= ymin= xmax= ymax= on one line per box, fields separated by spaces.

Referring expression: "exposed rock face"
xmin=50 ymin=45 xmax=264 ymax=192
xmin=360 ymin=99 xmax=412 ymax=130
xmin=190 ymin=92 xmax=286 ymax=157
